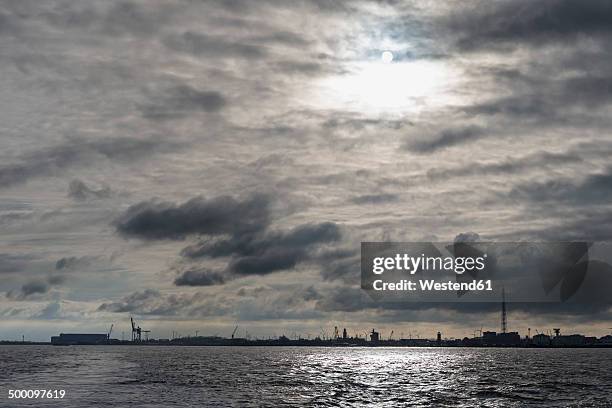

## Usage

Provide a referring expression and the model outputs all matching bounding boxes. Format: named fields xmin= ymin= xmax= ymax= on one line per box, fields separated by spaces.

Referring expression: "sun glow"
xmin=314 ymin=58 xmax=455 ymax=114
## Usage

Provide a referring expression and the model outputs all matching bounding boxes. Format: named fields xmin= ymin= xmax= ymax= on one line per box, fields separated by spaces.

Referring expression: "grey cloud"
xmin=427 ymin=151 xmax=583 ymax=181
xmin=35 ymin=301 xmax=62 ymax=319
xmin=40 ymin=1 xmax=177 ymax=37
xmin=68 ymin=179 xmax=112 ymax=201
xmin=183 ymin=222 xmax=341 ymax=259
xmin=530 ymin=210 xmax=612 ymax=242
xmin=98 ymin=288 xmax=229 ymax=317
xmin=47 ymin=275 xmax=65 ymax=285
xmin=322 ymin=116 xmax=411 ymax=131
xmin=174 ymin=269 xmax=225 ymax=286
xmin=316 ymin=286 xmax=377 ymax=313
xmin=350 ymin=194 xmax=399 ymax=205
xmin=320 ymin=255 xmax=360 ymax=283
xmin=252 ymin=31 xmax=311 ymax=47
xmin=52 ymin=254 xmax=119 ymax=277
xmin=5 ymin=0 xmax=612 ymax=334
xmin=454 ymin=232 xmax=481 ymax=243
xmin=510 ymin=168 xmax=612 ymax=205
xmin=273 ymin=60 xmax=325 ymax=76
xmin=163 ymin=31 xmax=265 ymax=59
xmin=248 ymin=153 xmax=294 ymax=171
xmin=463 ymin=86 xmax=612 ymax=121
xmin=98 ymin=288 xmax=161 ymax=313
xmin=55 ymin=255 xmax=97 ymax=271
xmin=317 ymin=286 xmax=612 ymax=319
xmin=446 ymin=0 xmax=612 ymax=51
xmin=20 ymin=280 xmax=48 ymax=296
xmin=0 ymin=136 xmax=178 ymax=188
xmin=0 ymin=11 xmax=21 ymax=36
xmin=6 ymin=273 xmax=67 ymax=300
xmin=6 ymin=280 xmax=49 ymax=300
xmin=140 ymin=85 xmax=227 ymax=120
xmin=97 ymin=285 xmax=319 ymax=320
xmin=563 ymin=75 xmax=612 ymax=106
xmin=404 ymin=126 xmax=485 ymax=154
xmin=0 ymin=253 xmax=34 ymax=274
xmin=115 ymin=194 xmax=271 ymax=240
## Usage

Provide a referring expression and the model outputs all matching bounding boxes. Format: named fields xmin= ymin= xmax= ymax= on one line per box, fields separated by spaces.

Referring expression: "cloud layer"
xmin=2 ymin=0 xmax=612 ymax=340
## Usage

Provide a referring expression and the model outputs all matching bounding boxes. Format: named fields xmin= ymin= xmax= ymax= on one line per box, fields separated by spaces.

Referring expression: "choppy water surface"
xmin=1 ymin=346 xmax=611 ymax=407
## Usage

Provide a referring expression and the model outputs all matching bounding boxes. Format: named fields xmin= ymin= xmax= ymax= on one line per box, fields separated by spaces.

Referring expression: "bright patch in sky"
xmin=313 ymin=58 xmax=457 ymax=114
xmin=381 ymin=51 xmax=394 ymax=63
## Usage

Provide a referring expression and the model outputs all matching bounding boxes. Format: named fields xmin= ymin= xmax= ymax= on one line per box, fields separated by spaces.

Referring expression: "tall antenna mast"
xmin=501 ymin=287 xmax=507 ymax=334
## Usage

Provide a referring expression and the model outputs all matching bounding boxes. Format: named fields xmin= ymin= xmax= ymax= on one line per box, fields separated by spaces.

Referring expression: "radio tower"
xmin=501 ymin=287 xmax=507 ymax=334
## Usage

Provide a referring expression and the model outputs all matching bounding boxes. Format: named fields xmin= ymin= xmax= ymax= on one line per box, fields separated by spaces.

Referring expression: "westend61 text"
xmin=372 ymin=279 xmax=493 ymax=292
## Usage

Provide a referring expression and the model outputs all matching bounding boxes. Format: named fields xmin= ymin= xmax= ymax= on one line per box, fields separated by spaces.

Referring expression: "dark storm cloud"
xmin=446 ymin=0 xmax=612 ymax=51
xmin=0 ymin=136 xmax=178 ymax=188
xmin=404 ymin=126 xmax=485 ymax=154
xmin=163 ymin=31 xmax=265 ymax=59
xmin=115 ymin=194 xmax=270 ymax=240
xmin=68 ymin=179 xmax=112 ymax=201
xmin=229 ymin=249 xmax=305 ymax=276
xmin=350 ymin=194 xmax=399 ymax=205
xmin=140 ymin=85 xmax=227 ymax=120
xmin=183 ymin=222 xmax=342 ymax=278
xmin=174 ymin=268 xmax=225 ymax=286
xmin=117 ymin=194 xmax=345 ymax=284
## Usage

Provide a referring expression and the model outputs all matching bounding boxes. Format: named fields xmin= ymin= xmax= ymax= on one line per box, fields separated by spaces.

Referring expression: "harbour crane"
xmin=231 ymin=325 xmax=239 ymax=339
xmin=388 ymin=330 xmax=394 ymax=341
xmin=130 ymin=317 xmax=143 ymax=342
xmin=107 ymin=324 xmax=114 ymax=342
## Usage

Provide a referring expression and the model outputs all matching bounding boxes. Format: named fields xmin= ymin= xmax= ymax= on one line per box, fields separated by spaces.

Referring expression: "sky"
xmin=2 ymin=0 xmax=612 ymax=341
